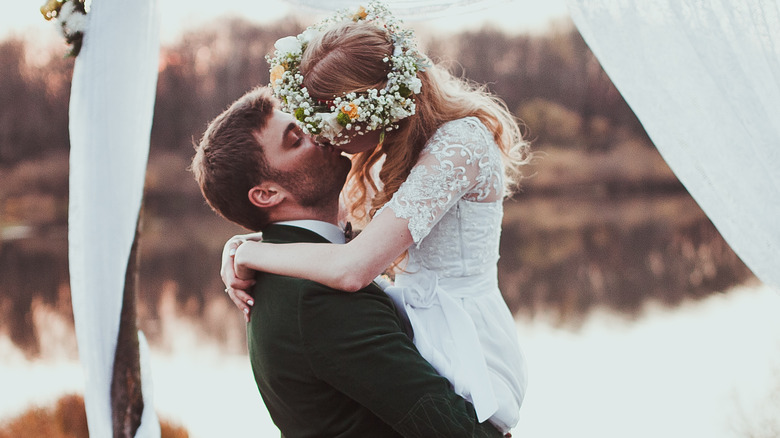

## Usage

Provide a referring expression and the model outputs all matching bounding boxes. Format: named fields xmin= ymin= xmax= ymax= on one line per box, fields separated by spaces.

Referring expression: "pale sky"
xmin=3 ymin=0 xmax=569 ymax=45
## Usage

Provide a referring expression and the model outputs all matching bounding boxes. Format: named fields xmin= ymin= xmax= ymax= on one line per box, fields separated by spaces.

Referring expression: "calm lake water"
xmin=1 ymin=283 xmax=778 ymax=437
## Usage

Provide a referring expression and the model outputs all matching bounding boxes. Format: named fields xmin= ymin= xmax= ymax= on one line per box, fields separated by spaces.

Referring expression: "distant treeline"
xmin=0 ymin=17 xmax=646 ymax=165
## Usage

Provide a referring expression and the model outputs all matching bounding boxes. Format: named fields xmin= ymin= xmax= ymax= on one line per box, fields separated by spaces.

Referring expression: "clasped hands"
xmin=221 ymin=232 xmax=262 ymax=322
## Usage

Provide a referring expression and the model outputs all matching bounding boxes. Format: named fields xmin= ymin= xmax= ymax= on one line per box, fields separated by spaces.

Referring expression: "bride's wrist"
xmin=234 ymin=241 xmax=259 ymax=275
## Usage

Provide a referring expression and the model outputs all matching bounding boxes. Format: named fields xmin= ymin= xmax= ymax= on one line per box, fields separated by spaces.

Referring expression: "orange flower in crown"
xmin=342 ymin=102 xmax=359 ymax=120
xmin=270 ymin=64 xmax=285 ymax=85
xmin=352 ymin=5 xmax=368 ymax=21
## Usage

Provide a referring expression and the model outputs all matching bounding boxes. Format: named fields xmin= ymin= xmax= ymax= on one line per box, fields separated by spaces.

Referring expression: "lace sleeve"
xmin=379 ymin=118 xmax=503 ymax=244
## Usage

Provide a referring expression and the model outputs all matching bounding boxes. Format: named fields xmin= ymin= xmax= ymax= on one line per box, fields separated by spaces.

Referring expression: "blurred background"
xmin=1 ymin=1 xmax=778 ymax=437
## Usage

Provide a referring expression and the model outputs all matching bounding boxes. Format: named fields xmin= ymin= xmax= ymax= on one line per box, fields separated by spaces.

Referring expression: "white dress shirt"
xmin=274 ymin=220 xmax=346 ymax=244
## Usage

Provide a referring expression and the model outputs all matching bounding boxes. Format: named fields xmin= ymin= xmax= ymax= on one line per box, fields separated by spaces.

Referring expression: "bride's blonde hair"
xmin=301 ymin=21 xmax=530 ymax=225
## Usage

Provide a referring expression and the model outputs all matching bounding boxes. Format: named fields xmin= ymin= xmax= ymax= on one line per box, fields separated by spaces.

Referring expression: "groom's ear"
xmin=247 ymin=183 xmax=286 ymax=209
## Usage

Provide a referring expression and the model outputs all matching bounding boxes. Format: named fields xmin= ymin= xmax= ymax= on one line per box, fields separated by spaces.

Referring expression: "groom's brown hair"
xmin=191 ymin=86 xmax=277 ymax=231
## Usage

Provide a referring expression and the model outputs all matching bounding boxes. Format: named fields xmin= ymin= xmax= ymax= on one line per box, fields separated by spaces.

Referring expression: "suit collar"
xmin=275 ymin=220 xmax=345 ymax=244
xmin=262 ymin=224 xmax=333 ymax=244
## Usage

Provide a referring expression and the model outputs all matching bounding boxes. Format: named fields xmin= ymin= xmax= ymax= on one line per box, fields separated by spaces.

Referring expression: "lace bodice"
xmin=380 ymin=117 xmax=505 ymax=277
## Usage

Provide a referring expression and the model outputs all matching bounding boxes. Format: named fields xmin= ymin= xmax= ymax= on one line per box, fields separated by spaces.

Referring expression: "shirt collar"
xmin=274 ymin=220 xmax=346 ymax=244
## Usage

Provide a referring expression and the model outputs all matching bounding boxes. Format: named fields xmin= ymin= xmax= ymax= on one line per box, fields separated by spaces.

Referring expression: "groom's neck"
xmin=269 ymin=203 xmax=339 ymax=226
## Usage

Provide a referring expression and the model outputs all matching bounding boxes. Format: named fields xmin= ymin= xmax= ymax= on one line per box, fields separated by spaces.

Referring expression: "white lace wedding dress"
xmin=380 ymin=117 xmax=528 ymax=433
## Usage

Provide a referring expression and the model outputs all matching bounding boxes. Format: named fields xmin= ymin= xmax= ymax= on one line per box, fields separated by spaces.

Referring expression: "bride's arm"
xmin=222 ymin=232 xmax=263 ymax=285
xmin=234 ymin=210 xmax=414 ymax=292
xmin=232 ymin=119 xmax=496 ymax=294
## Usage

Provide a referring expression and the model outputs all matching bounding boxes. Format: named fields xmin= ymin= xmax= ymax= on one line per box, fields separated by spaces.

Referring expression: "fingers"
xmin=223 ymin=232 xmax=261 ymax=256
xmin=227 ymin=238 xmax=244 ymax=256
xmin=221 ymin=237 xmax=246 ymax=270
xmin=241 ymin=231 xmax=264 ymax=243
xmin=229 ymin=277 xmax=255 ymax=291
xmin=223 ymin=239 xmax=244 ymax=264
xmin=221 ymin=241 xmax=254 ymax=289
xmin=225 ymin=287 xmax=254 ymax=323
xmin=221 ymin=234 xmax=261 ymax=323
xmin=221 ymin=232 xmax=262 ymax=263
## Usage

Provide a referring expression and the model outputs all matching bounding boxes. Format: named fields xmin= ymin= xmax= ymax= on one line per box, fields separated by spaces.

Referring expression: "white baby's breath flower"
xmin=409 ymin=77 xmax=422 ymax=94
xmin=299 ymin=28 xmax=319 ymax=44
xmin=64 ymin=11 xmax=87 ymax=34
xmin=274 ymin=36 xmax=302 ymax=55
xmin=319 ymin=112 xmax=345 ymax=137
xmin=58 ymin=1 xmax=76 ymax=21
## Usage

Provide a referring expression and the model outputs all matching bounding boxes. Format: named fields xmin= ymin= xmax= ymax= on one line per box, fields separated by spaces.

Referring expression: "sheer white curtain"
xmin=566 ymin=0 xmax=780 ymax=290
xmin=281 ymin=0 xmax=509 ymax=18
xmin=291 ymin=0 xmax=780 ymax=291
xmin=68 ymin=0 xmax=161 ymax=435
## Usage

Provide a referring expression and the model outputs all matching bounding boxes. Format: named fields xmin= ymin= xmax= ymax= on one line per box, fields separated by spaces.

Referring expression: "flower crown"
xmin=266 ymin=1 xmax=429 ymax=146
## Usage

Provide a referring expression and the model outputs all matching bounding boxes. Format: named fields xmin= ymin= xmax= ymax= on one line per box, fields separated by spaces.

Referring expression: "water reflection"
xmin=0 ymin=194 xmax=753 ymax=355
xmin=516 ymin=284 xmax=780 ymax=438
xmin=0 ymin=184 xmax=763 ymax=436
xmin=1 ymin=284 xmax=778 ymax=438
xmin=501 ymin=194 xmax=753 ymax=323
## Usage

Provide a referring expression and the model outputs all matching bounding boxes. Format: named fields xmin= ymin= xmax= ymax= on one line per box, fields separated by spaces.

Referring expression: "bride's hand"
xmin=221 ymin=232 xmax=263 ymax=286
xmin=221 ymin=233 xmax=262 ymax=320
xmin=232 ymin=241 xmax=257 ymax=281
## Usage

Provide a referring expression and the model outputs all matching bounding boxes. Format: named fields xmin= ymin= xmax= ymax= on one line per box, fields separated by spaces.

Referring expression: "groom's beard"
xmin=275 ymin=154 xmax=351 ymax=209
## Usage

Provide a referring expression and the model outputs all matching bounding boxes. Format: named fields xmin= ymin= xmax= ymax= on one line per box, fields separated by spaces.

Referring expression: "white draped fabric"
xmin=281 ymin=0 xmax=780 ymax=291
xmin=565 ymin=0 xmax=780 ymax=291
xmin=68 ymin=0 xmax=161 ymax=436
xmin=282 ymin=0 xmax=509 ymax=18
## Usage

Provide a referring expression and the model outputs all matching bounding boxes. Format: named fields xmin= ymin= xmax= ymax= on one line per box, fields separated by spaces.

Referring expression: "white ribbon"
xmin=385 ymin=267 xmax=499 ymax=422
xmin=279 ymin=0 xmax=510 ymax=19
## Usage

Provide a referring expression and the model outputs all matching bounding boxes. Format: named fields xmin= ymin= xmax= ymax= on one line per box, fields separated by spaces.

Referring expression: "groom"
xmin=191 ymin=86 xmax=502 ymax=437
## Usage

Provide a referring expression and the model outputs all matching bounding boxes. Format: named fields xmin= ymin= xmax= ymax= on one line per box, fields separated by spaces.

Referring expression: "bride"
xmin=223 ymin=2 xmax=529 ymax=433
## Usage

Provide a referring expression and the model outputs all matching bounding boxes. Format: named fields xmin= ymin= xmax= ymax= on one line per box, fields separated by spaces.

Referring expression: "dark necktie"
xmin=343 ymin=221 xmax=354 ymax=243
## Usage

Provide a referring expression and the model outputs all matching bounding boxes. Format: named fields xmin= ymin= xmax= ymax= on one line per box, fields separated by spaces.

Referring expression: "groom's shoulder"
xmin=253 ymin=259 xmax=389 ymax=311
xmin=297 ymin=277 xmax=388 ymax=306
xmin=296 ymin=280 xmax=407 ymax=363
xmin=296 ymin=279 xmax=397 ymax=326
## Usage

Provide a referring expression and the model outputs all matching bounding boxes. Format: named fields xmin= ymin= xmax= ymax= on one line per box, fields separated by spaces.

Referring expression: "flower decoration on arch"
xmin=40 ymin=0 xmax=88 ymax=57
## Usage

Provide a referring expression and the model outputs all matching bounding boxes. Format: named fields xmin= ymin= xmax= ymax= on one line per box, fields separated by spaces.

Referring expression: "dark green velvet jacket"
xmin=247 ymin=224 xmax=501 ymax=438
